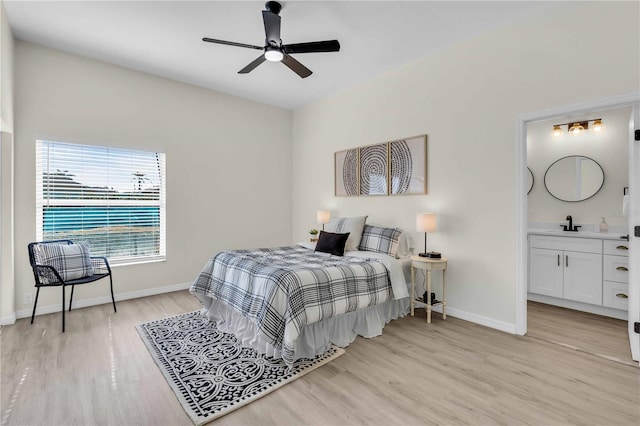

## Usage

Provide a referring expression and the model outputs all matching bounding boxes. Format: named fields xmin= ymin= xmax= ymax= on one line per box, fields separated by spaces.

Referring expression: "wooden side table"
xmin=410 ymin=255 xmax=448 ymax=323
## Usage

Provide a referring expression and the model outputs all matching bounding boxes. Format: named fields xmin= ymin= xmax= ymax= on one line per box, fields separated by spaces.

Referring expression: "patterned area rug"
xmin=136 ymin=311 xmax=344 ymax=425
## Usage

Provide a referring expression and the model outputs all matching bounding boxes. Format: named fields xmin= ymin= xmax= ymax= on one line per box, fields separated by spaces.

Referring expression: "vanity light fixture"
xmin=551 ymin=118 xmax=603 ymax=137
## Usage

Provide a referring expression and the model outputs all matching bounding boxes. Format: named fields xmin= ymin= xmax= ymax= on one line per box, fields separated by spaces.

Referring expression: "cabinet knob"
xmin=615 ymin=293 xmax=628 ymax=299
xmin=615 ymin=245 xmax=628 ymax=250
xmin=616 ymin=266 xmax=629 ymax=272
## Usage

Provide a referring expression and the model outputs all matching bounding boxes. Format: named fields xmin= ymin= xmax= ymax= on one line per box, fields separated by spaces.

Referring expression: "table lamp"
xmin=317 ymin=210 xmax=331 ymax=231
xmin=416 ymin=212 xmax=440 ymax=258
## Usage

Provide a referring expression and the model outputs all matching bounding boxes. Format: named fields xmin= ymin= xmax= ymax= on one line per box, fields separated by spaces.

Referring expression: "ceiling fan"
xmin=202 ymin=1 xmax=340 ymax=78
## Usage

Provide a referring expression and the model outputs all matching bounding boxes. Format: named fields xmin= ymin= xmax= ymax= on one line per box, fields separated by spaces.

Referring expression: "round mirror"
xmin=527 ymin=167 xmax=534 ymax=194
xmin=544 ymin=156 xmax=604 ymax=202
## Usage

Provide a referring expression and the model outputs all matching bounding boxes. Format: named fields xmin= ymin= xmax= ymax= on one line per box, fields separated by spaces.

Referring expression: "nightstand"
xmin=410 ymin=255 xmax=448 ymax=323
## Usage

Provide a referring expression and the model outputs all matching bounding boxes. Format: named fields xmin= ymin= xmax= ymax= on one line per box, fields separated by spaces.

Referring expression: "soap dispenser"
xmin=599 ymin=217 xmax=608 ymax=233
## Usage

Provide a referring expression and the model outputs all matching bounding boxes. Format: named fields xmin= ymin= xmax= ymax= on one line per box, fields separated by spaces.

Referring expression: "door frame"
xmin=515 ymin=91 xmax=640 ymax=338
xmin=627 ymin=104 xmax=640 ymax=361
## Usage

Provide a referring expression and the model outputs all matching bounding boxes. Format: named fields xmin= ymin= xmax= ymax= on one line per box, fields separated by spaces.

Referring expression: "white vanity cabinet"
xmin=602 ymin=240 xmax=629 ymax=310
xmin=529 ymin=235 xmax=602 ymax=305
xmin=528 ymin=232 xmax=630 ymax=318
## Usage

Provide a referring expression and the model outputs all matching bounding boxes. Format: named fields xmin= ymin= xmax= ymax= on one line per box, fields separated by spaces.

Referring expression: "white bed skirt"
xmin=198 ymin=296 xmax=410 ymax=361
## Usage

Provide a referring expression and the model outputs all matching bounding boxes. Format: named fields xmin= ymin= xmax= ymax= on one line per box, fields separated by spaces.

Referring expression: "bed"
xmin=190 ymin=220 xmax=414 ymax=366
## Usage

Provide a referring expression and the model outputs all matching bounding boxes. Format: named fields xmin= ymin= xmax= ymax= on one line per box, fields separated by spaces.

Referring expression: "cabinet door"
xmin=529 ymin=248 xmax=563 ymax=298
xmin=563 ymin=251 xmax=602 ymax=305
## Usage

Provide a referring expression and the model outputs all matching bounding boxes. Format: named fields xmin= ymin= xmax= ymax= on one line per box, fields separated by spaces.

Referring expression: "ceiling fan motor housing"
xmin=265 ymin=1 xmax=282 ymax=15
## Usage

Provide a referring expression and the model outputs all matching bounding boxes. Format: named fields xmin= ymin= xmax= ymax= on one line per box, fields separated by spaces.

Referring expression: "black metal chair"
xmin=28 ymin=240 xmax=117 ymax=332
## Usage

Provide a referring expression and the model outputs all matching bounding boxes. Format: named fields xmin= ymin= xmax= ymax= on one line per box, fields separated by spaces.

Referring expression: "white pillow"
xmin=33 ymin=241 xmax=94 ymax=281
xmin=325 ymin=216 xmax=368 ymax=252
xmin=396 ymin=231 xmax=415 ymax=258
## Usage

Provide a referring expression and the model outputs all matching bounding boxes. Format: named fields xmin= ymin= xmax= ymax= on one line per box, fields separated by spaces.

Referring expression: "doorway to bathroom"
xmin=515 ymin=93 xmax=640 ymax=366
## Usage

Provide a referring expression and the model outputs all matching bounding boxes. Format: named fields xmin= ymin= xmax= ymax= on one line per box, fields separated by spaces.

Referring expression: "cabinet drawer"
xmin=603 ymin=281 xmax=628 ymax=310
xmin=529 ymin=235 xmax=602 ymax=253
xmin=603 ymin=240 xmax=629 ymax=257
xmin=603 ymin=255 xmax=629 ymax=283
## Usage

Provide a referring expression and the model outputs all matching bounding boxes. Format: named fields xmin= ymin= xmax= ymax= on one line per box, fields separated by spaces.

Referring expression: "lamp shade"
xmin=416 ymin=213 xmax=437 ymax=233
xmin=317 ymin=210 xmax=331 ymax=224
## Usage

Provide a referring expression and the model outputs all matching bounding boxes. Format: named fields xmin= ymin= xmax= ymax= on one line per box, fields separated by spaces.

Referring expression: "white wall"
xmin=13 ymin=41 xmax=292 ymax=317
xmin=291 ymin=2 xmax=640 ymax=328
xmin=0 ymin=0 xmax=15 ymax=324
xmin=527 ymin=107 xmax=631 ymax=228
xmin=0 ymin=0 xmax=13 ymax=131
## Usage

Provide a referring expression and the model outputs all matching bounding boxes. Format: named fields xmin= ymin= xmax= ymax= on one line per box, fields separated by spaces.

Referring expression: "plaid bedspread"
xmin=190 ymin=245 xmax=392 ymax=365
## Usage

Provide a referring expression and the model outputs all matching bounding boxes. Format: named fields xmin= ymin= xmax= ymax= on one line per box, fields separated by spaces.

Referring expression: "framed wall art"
xmin=359 ymin=143 xmax=388 ymax=196
xmin=335 ymin=134 xmax=427 ymax=197
xmin=389 ymin=135 xmax=427 ymax=195
xmin=334 ymin=148 xmax=359 ymax=196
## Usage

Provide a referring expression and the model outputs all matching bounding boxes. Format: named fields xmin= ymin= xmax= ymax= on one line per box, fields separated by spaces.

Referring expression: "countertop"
xmin=528 ymin=229 xmax=628 ymax=241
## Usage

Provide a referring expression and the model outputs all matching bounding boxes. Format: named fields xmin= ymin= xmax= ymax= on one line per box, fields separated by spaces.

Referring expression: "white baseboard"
xmin=13 ymin=281 xmax=192 ymax=320
xmin=0 ymin=312 xmax=17 ymax=326
xmin=426 ymin=304 xmax=516 ymax=334
xmin=9 ymin=282 xmax=517 ymax=335
xmin=528 ymin=293 xmax=627 ymax=320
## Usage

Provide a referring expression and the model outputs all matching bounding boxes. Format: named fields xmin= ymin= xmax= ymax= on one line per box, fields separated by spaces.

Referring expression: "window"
xmin=36 ymin=140 xmax=166 ymax=264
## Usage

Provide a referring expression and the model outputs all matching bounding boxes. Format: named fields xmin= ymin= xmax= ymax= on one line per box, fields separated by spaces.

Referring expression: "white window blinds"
xmin=36 ymin=140 xmax=166 ymax=264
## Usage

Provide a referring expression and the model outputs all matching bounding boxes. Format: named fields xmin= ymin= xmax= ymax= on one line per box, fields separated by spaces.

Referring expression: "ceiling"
xmin=4 ymin=1 xmax=556 ymax=110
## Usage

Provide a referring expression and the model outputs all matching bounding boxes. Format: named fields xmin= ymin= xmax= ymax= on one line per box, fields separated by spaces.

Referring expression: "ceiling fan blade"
xmin=202 ymin=37 xmax=263 ymax=50
xmin=283 ymin=40 xmax=340 ymax=54
xmin=262 ymin=10 xmax=281 ymax=45
xmin=281 ymin=53 xmax=312 ymax=78
xmin=238 ymin=55 xmax=267 ymax=74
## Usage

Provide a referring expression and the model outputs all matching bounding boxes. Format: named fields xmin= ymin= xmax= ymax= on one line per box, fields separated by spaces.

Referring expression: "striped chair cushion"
xmin=33 ymin=241 xmax=94 ymax=281
xmin=358 ymin=225 xmax=402 ymax=258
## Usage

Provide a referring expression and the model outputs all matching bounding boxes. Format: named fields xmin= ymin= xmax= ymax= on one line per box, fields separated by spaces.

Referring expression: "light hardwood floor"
xmin=1 ymin=291 xmax=638 ymax=425
xmin=527 ymin=301 xmax=635 ymax=367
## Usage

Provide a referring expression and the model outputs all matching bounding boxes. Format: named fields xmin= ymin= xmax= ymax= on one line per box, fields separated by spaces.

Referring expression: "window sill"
xmin=109 ymin=256 xmax=166 ymax=268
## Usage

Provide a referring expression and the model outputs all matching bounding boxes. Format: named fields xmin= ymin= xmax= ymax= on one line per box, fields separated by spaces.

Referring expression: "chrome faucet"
xmin=561 ymin=215 xmax=581 ymax=232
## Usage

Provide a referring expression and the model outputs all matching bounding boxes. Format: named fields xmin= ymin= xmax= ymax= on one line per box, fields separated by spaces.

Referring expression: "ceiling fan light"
xmin=265 ymin=48 xmax=283 ymax=62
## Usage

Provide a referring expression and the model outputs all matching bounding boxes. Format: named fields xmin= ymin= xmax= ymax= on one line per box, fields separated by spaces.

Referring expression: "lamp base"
xmin=419 ymin=251 xmax=442 ymax=258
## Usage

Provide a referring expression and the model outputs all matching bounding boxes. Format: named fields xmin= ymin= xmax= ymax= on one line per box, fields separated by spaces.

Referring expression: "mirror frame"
xmin=527 ymin=167 xmax=534 ymax=194
xmin=543 ymin=155 xmax=605 ymax=202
